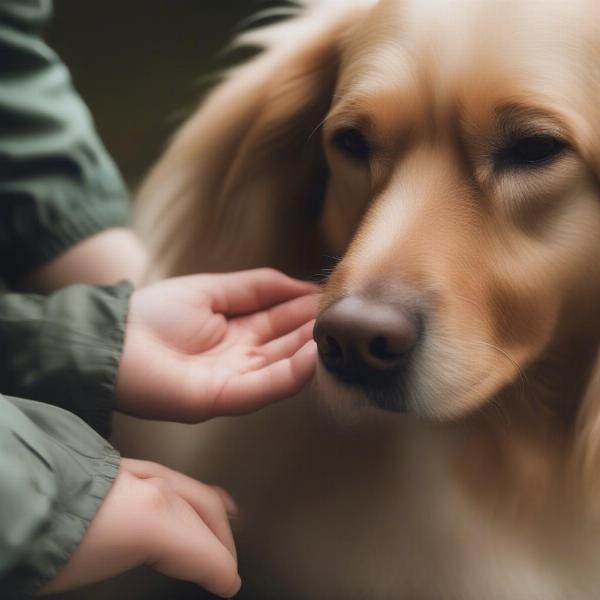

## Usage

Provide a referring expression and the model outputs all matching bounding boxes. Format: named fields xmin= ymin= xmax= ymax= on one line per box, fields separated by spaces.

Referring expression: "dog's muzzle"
xmin=313 ymin=294 xmax=421 ymax=411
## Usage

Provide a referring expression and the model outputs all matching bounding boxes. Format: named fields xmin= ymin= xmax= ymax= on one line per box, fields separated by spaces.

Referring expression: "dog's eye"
xmin=332 ymin=128 xmax=370 ymax=161
xmin=498 ymin=135 xmax=567 ymax=169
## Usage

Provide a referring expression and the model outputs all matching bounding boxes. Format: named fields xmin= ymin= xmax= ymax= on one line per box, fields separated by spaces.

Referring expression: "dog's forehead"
xmin=337 ymin=0 xmax=596 ymax=118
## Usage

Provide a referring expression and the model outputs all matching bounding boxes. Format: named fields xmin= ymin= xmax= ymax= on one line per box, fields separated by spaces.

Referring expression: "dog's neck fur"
xmin=457 ymin=330 xmax=600 ymax=528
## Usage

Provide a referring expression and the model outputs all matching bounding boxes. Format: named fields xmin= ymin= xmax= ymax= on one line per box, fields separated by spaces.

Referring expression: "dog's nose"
xmin=313 ymin=295 xmax=419 ymax=385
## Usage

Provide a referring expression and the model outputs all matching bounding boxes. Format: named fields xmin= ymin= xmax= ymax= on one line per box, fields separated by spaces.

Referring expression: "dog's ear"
xmin=136 ymin=1 xmax=374 ymax=280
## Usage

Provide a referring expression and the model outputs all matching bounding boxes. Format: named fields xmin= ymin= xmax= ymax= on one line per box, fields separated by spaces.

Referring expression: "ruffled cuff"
xmin=0 ymin=395 xmax=121 ymax=598
xmin=0 ymin=282 xmax=133 ymax=437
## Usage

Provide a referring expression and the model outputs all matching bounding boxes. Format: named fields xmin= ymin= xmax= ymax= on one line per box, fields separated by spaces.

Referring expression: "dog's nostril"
xmin=314 ymin=294 xmax=420 ymax=384
xmin=368 ymin=335 xmax=401 ymax=363
xmin=314 ymin=332 xmax=346 ymax=372
xmin=324 ymin=335 xmax=344 ymax=363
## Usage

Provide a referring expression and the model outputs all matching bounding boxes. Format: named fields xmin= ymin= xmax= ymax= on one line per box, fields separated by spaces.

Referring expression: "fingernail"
xmin=221 ymin=491 xmax=240 ymax=517
xmin=211 ymin=485 xmax=239 ymax=517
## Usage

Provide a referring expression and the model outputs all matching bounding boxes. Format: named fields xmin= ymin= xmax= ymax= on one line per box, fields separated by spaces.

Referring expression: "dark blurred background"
xmin=48 ymin=1 xmax=263 ymax=190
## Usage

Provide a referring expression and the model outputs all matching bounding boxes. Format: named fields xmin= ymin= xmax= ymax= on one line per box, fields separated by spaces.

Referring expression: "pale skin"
xmin=23 ymin=229 xmax=319 ymax=597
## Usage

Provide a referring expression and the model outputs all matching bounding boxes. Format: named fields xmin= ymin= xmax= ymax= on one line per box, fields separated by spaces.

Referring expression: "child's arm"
xmin=18 ymin=227 xmax=148 ymax=293
xmin=0 ymin=0 xmax=136 ymax=292
xmin=39 ymin=458 xmax=240 ymax=598
xmin=0 ymin=269 xmax=318 ymax=597
xmin=0 ymin=397 xmax=240 ymax=599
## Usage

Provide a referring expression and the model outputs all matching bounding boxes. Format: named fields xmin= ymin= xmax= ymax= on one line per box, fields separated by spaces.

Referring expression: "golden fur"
xmin=117 ymin=1 xmax=600 ymax=598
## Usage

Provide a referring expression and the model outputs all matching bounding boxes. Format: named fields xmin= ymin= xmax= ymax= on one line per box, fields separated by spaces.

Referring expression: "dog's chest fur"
xmin=113 ymin=391 xmax=600 ymax=600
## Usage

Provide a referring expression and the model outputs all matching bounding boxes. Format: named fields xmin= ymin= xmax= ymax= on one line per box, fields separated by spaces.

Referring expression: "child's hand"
xmin=115 ymin=268 xmax=319 ymax=422
xmin=39 ymin=459 xmax=241 ymax=598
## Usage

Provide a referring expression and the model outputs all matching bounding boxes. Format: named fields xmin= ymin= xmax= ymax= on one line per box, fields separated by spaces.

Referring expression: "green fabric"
xmin=0 ymin=395 xmax=120 ymax=599
xmin=0 ymin=283 xmax=132 ymax=598
xmin=0 ymin=0 xmax=136 ymax=595
xmin=0 ymin=282 xmax=133 ymax=438
xmin=0 ymin=0 xmax=130 ymax=283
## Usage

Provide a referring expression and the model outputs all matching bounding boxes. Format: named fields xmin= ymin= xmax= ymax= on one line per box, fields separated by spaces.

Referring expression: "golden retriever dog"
xmin=114 ymin=0 xmax=600 ymax=598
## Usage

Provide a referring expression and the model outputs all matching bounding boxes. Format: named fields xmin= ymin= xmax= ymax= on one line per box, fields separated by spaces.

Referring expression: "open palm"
xmin=115 ymin=269 xmax=319 ymax=422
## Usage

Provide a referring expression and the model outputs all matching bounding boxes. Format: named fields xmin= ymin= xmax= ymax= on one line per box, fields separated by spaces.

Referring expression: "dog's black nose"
xmin=313 ymin=295 xmax=419 ymax=386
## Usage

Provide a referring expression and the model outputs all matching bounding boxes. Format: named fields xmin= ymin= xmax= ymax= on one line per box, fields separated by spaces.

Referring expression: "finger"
xmin=179 ymin=485 xmax=238 ymax=563
xmin=208 ymin=268 xmax=320 ymax=315
xmin=125 ymin=461 xmax=238 ymax=561
xmin=241 ymin=293 xmax=319 ymax=343
xmin=155 ymin=506 xmax=241 ymax=598
xmin=215 ymin=340 xmax=318 ymax=414
xmin=256 ymin=320 xmax=315 ymax=365
xmin=211 ymin=485 xmax=239 ymax=518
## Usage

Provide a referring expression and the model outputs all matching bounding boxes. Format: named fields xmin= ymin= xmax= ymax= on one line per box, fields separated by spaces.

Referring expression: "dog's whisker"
xmin=307 ymin=116 xmax=328 ymax=144
xmin=489 ymin=395 xmax=512 ymax=433
xmin=432 ymin=333 xmax=527 ymax=426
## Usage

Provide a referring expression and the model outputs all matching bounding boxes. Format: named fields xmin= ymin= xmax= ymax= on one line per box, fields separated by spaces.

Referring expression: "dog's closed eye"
xmin=495 ymin=134 xmax=568 ymax=171
xmin=332 ymin=128 xmax=371 ymax=161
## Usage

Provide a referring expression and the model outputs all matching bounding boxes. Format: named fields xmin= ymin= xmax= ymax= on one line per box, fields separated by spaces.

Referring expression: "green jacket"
xmin=0 ymin=0 xmax=132 ymax=596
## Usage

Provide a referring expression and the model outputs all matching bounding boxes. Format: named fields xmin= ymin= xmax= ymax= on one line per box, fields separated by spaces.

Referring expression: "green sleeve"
xmin=0 ymin=394 xmax=120 ymax=598
xmin=0 ymin=282 xmax=132 ymax=438
xmin=0 ymin=0 xmax=130 ymax=283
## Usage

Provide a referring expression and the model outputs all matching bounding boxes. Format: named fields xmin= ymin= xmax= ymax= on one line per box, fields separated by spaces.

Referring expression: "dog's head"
xmin=139 ymin=0 xmax=600 ymax=490
xmin=312 ymin=0 xmax=600 ymax=422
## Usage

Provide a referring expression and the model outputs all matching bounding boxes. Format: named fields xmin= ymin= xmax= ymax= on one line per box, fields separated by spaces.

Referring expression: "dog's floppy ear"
xmin=136 ymin=1 xmax=374 ymax=280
